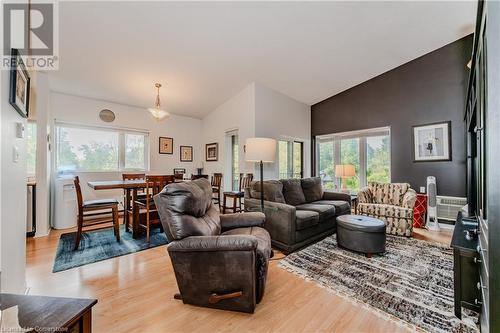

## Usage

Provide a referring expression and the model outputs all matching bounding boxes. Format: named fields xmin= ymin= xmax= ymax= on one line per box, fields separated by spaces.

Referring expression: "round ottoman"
xmin=336 ymin=215 xmax=386 ymax=257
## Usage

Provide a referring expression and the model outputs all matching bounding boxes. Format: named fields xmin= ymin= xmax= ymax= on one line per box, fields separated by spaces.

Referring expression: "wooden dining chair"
xmin=73 ymin=176 xmax=120 ymax=250
xmin=122 ymin=173 xmax=146 ymax=232
xmin=222 ymin=173 xmax=253 ymax=214
xmin=134 ymin=175 xmax=175 ymax=242
xmin=211 ymin=173 xmax=223 ymax=209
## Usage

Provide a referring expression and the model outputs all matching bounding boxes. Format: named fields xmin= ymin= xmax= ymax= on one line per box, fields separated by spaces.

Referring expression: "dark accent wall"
xmin=311 ymin=35 xmax=473 ymax=197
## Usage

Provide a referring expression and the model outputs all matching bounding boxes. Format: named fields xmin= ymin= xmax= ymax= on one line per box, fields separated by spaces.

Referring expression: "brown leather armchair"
xmin=154 ymin=178 xmax=271 ymax=313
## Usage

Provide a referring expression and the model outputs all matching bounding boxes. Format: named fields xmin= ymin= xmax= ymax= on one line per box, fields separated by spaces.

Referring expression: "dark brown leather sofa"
xmin=244 ymin=177 xmax=351 ymax=253
xmin=154 ymin=178 xmax=272 ymax=313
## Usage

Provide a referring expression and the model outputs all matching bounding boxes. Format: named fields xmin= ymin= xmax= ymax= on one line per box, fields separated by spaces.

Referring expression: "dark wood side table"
xmin=451 ymin=213 xmax=481 ymax=319
xmin=0 ymin=293 xmax=97 ymax=332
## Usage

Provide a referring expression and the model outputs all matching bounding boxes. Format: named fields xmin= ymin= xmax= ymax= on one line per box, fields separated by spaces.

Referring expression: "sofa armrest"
xmin=402 ymin=189 xmax=417 ymax=209
xmin=357 ymin=187 xmax=372 ymax=203
xmin=167 ymin=235 xmax=258 ymax=253
xmin=220 ymin=212 xmax=265 ymax=232
xmin=322 ymin=191 xmax=351 ymax=204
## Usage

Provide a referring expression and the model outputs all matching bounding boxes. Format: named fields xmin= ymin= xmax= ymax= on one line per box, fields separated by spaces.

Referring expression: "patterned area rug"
xmin=279 ymin=235 xmax=479 ymax=333
xmin=53 ymin=225 xmax=168 ymax=272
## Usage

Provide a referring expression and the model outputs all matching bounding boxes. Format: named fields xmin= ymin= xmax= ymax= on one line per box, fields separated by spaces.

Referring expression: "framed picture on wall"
xmin=173 ymin=168 xmax=186 ymax=174
xmin=205 ymin=143 xmax=218 ymax=161
xmin=180 ymin=146 xmax=193 ymax=162
xmin=412 ymin=121 xmax=452 ymax=162
xmin=9 ymin=49 xmax=30 ymax=118
xmin=159 ymin=137 xmax=173 ymax=154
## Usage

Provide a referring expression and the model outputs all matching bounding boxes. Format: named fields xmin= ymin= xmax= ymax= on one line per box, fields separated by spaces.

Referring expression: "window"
xmin=279 ymin=140 xmax=303 ymax=179
xmin=231 ymin=134 xmax=239 ymax=191
xmin=316 ymin=127 xmax=390 ymax=193
xmin=125 ymin=134 xmax=146 ymax=170
xmin=26 ymin=121 xmax=37 ymax=176
xmin=55 ymin=123 xmax=149 ymax=172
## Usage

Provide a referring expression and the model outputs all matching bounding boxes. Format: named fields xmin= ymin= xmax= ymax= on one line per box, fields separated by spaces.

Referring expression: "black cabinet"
xmin=451 ymin=213 xmax=481 ymax=318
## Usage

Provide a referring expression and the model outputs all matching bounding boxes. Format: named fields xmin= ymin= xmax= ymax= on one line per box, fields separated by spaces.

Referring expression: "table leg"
xmin=125 ymin=188 xmax=131 ymax=232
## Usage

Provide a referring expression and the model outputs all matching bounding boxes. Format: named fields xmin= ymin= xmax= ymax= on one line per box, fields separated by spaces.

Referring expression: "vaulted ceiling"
xmin=50 ymin=1 xmax=476 ymax=118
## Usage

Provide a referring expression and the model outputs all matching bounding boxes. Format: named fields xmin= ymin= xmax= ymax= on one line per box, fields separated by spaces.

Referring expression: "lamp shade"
xmin=335 ymin=164 xmax=355 ymax=178
xmin=245 ymin=138 xmax=276 ymax=163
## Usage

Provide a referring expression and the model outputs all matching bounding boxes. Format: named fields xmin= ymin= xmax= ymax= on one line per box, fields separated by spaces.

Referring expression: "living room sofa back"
xmin=244 ymin=177 xmax=351 ymax=252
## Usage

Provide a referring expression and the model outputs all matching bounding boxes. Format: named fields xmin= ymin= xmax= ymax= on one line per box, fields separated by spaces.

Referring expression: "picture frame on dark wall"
xmin=9 ymin=49 xmax=30 ymax=118
xmin=159 ymin=137 xmax=173 ymax=154
xmin=205 ymin=143 xmax=218 ymax=161
xmin=412 ymin=121 xmax=452 ymax=162
xmin=180 ymin=145 xmax=193 ymax=162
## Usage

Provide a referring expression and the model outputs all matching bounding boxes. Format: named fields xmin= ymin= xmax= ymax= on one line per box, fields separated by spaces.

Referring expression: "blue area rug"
xmin=53 ymin=225 xmax=168 ymax=272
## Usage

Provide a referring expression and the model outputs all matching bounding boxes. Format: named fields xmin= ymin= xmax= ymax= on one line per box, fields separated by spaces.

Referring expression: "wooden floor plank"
xmin=26 ymin=224 xmax=452 ymax=333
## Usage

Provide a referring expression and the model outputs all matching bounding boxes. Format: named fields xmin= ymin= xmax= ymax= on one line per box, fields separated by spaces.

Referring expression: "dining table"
xmin=87 ymin=179 xmax=147 ymax=239
xmin=87 ymin=178 xmax=186 ymax=239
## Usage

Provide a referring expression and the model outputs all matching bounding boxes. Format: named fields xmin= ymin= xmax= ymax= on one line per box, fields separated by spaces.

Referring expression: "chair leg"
xmin=218 ymin=190 xmax=221 ymax=210
xmin=146 ymin=205 xmax=150 ymax=243
xmin=232 ymin=197 xmax=237 ymax=214
xmin=74 ymin=215 xmax=83 ymax=251
xmin=113 ymin=205 xmax=120 ymax=242
xmin=222 ymin=194 xmax=226 ymax=214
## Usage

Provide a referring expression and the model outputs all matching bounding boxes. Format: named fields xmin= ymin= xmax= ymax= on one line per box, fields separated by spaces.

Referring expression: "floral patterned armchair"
xmin=357 ymin=182 xmax=417 ymax=237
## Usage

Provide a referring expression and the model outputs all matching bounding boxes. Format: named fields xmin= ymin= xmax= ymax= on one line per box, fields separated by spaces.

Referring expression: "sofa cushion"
xmin=295 ymin=203 xmax=336 ymax=220
xmin=313 ymin=200 xmax=351 ymax=215
xmin=249 ymin=180 xmax=286 ymax=203
xmin=295 ymin=210 xmax=320 ymax=231
xmin=368 ymin=182 xmax=410 ymax=206
xmin=280 ymin=179 xmax=306 ymax=206
xmin=301 ymin=177 xmax=324 ymax=203
xmin=358 ymin=203 xmax=413 ymax=219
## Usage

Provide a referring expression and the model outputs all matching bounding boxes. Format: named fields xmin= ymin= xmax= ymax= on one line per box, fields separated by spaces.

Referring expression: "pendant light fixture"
xmin=148 ymin=83 xmax=170 ymax=120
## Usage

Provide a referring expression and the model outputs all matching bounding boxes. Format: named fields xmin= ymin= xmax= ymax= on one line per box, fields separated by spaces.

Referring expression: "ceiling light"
xmin=148 ymin=83 xmax=170 ymax=120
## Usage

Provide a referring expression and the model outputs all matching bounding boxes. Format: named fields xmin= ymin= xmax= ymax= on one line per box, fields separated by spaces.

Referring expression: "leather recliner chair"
xmin=154 ymin=178 xmax=272 ymax=313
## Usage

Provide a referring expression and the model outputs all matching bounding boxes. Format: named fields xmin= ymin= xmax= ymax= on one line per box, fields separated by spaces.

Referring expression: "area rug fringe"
xmin=279 ymin=260 xmax=423 ymax=332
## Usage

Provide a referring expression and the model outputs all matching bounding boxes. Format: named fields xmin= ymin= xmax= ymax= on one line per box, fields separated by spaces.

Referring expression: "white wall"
xmin=30 ymin=72 xmax=52 ymax=237
xmin=254 ymin=83 xmax=311 ymax=179
xmin=50 ymin=92 xmax=203 ymax=205
xmin=201 ymin=83 xmax=256 ymax=190
xmin=200 ymin=82 xmax=311 ymax=190
xmin=0 ymin=64 xmax=27 ymax=293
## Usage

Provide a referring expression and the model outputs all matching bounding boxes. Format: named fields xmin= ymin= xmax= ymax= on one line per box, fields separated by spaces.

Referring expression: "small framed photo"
xmin=173 ymin=168 xmax=186 ymax=175
xmin=413 ymin=121 xmax=452 ymax=162
xmin=9 ymin=49 xmax=30 ymax=118
xmin=159 ymin=137 xmax=173 ymax=154
xmin=205 ymin=143 xmax=218 ymax=162
xmin=180 ymin=145 xmax=193 ymax=162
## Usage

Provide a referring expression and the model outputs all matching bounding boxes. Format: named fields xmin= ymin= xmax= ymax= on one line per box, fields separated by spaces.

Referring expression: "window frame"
xmin=54 ymin=121 xmax=150 ymax=173
xmin=315 ymin=127 xmax=391 ymax=191
xmin=278 ymin=138 xmax=304 ymax=179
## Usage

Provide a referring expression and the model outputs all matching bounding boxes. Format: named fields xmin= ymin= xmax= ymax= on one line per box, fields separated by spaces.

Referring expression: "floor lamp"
xmin=245 ymin=138 xmax=277 ymax=213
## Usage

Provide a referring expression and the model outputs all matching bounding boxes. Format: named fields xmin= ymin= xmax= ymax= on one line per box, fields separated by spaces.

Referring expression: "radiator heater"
xmin=426 ymin=176 xmax=440 ymax=231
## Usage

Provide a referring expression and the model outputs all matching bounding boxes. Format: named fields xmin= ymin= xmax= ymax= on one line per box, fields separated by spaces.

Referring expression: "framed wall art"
xmin=180 ymin=145 xmax=193 ymax=162
xmin=205 ymin=143 xmax=218 ymax=162
xmin=412 ymin=121 xmax=452 ymax=162
xmin=9 ymin=49 xmax=30 ymax=118
xmin=159 ymin=137 xmax=173 ymax=154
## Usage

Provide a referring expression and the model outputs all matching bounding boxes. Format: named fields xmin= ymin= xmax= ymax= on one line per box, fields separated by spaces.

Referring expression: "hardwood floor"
xmin=26 ymin=225 xmax=453 ymax=333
